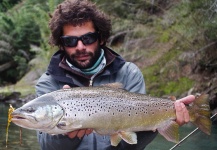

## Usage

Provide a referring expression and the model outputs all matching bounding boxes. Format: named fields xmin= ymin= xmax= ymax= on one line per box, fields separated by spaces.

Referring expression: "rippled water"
xmin=1 ymin=103 xmax=216 ymax=150
xmin=145 ymin=115 xmax=217 ymax=150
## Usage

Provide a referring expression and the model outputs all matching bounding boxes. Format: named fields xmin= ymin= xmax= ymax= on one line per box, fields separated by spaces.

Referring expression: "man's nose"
xmin=76 ymin=40 xmax=85 ymax=50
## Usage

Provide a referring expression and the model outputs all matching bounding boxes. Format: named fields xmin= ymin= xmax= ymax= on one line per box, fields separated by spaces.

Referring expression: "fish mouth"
xmin=11 ymin=113 xmax=37 ymax=123
xmin=11 ymin=115 xmax=27 ymax=120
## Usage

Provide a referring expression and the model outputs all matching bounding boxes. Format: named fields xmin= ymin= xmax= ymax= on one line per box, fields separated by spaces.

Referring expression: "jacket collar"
xmin=47 ymin=46 xmax=125 ymax=85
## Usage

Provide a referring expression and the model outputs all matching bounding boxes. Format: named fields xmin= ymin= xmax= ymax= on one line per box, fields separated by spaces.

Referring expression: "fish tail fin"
xmin=189 ymin=94 xmax=211 ymax=135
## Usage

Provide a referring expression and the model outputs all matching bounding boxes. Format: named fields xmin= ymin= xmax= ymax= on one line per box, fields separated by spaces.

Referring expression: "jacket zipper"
xmin=89 ymin=79 xmax=93 ymax=86
xmin=89 ymin=62 xmax=106 ymax=87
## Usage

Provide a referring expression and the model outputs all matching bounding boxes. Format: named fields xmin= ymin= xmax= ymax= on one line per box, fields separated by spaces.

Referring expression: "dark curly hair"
xmin=49 ymin=0 xmax=111 ymax=47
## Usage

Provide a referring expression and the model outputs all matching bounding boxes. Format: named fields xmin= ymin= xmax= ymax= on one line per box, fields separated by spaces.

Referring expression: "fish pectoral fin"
xmin=157 ymin=121 xmax=179 ymax=143
xmin=110 ymin=133 xmax=122 ymax=146
xmin=118 ymin=131 xmax=137 ymax=145
xmin=110 ymin=131 xmax=137 ymax=146
xmin=57 ymin=121 xmax=82 ymax=130
xmin=56 ymin=121 xmax=66 ymax=129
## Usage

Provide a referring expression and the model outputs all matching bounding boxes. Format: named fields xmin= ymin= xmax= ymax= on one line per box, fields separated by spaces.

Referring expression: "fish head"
xmin=11 ymin=94 xmax=64 ymax=131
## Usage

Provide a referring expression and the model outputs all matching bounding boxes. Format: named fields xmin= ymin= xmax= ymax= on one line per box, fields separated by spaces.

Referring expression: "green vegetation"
xmin=0 ymin=0 xmax=63 ymax=85
xmin=142 ymin=48 xmax=195 ymax=97
xmin=0 ymin=0 xmax=21 ymax=12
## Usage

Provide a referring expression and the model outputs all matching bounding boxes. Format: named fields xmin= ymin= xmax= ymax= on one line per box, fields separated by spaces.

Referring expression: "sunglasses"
xmin=60 ymin=32 xmax=98 ymax=47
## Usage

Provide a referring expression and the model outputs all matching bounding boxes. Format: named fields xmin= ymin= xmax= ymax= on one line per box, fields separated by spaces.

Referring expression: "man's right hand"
xmin=62 ymin=85 xmax=93 ymax=139
xmin=67 ymin=129 xmax=93 ymax=139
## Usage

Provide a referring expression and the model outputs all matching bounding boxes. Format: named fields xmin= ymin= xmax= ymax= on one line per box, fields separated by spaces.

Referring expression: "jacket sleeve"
xmin=35 ymin=72 xmax=62 ymax=96
xmin=122 ymin=62 xmax=146 ymax=94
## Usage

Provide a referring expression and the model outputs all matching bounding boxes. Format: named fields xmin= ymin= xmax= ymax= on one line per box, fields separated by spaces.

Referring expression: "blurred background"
xmin=0 ymin=0 xmax=216 ymax=149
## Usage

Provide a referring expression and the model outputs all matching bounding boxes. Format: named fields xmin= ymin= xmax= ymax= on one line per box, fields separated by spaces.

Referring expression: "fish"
xmin=11 ymin=83 xmax=211 ymax=146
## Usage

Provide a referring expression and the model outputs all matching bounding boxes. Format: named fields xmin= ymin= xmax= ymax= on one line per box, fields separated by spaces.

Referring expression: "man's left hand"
xmin=174 ymin=95 xmax=195 ymax=126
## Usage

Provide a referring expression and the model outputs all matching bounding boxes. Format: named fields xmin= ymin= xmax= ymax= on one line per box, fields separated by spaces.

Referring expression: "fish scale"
xmin=11 ymin=83 xmax=211 ymax=146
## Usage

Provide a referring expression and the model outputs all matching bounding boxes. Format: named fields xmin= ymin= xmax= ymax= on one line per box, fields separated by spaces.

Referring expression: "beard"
xmin=66 ymin=46 xmax=101 ymax=69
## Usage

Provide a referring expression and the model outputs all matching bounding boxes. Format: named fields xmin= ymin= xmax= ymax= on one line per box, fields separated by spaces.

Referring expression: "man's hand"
xmin=174 ymin=95 xmax=195 ymax=125
xmin=63 ymin=85 xmax=93 ymax=139
xmin=66 ymin=129 xmax=93 ymax=139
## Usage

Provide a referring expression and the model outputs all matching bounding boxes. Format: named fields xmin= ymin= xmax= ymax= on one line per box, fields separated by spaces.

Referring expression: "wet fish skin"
xmin=11 ymin=95 xmax=64 ymax=133
xmin=11 ymin=84 xmax=211 ymax=146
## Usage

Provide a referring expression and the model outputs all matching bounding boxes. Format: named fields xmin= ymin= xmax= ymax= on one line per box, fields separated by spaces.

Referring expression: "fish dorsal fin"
xmin=101 ymin=83 xmax=123 ymax=89
xmin=157 ymin=121 xmax=179 ymax=143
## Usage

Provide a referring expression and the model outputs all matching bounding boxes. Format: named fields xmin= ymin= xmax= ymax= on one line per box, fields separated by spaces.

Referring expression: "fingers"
xmin=63 ymin=85 xmax=71 ymax=89
xmin=67 ymin=129 xmax=93 ymax=139
xmin=67 ymin=130 xmax=79 ymax=138
xmin=174 ymin=101 xmax=190 ymax=126
xmin=177 ymin=95 xmax=195 ymax=104
xmin=174 ymin=95 xmax=195 ymax=126
xmin=85 ymin=129 xmax=93 ymax=135
xmin=77 ymin=130 xmax=86 ymax=138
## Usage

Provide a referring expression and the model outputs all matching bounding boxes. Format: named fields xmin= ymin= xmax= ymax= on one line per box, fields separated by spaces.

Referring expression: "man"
xmin=36 ymin=0 xmax=195 ymax=149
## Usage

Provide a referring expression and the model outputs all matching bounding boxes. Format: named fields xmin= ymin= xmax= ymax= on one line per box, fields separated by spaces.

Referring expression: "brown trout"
xmin=11 ymin=83 xmax=211 ymax=146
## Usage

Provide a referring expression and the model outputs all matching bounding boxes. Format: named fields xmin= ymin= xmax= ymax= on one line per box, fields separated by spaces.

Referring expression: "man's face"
xmin=62 ymin=21 xmax=102 ymax=69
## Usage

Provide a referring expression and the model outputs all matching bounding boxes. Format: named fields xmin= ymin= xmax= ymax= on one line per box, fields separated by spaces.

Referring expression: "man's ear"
xmin=100 ymin=39 xmax=106 ymax=46
xmin=59 ymin=45 xmax=64 ymax=51
xmin=100 ymin=41 xmax=105 ymax=45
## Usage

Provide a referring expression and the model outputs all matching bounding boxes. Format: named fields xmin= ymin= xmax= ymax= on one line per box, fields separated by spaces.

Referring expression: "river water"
xmin=0 ymin=103 xmax=216 ymax=150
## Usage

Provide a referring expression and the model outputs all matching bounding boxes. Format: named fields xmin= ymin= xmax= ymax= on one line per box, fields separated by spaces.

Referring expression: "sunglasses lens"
xmin=61 ymin=37 xmax=77 ymax=47
xmin=60 ymin=32 xmax=98 ymax=47
xmin=82 ymin=33 xmax=98 ymax=45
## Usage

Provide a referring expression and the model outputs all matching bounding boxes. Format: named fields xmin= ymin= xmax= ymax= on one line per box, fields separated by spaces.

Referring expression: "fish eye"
xmin=26 ymin=107 xmax=35 ymax=113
